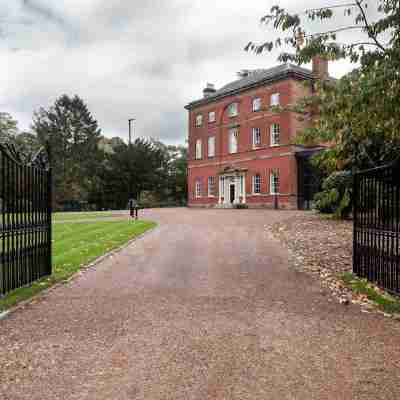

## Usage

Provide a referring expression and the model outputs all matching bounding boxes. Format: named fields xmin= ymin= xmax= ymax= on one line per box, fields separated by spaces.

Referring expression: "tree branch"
xmin=306 ymin=3 xmax=357 ymax=13
xmin=355 ymin=0 xmax=386 ymax=52
xmin=303 ymin=25 xmax=363 ymax=39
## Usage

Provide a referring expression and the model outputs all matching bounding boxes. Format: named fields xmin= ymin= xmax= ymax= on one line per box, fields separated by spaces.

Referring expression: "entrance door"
xmin=230 ymin=184 xmax=235 ymax=204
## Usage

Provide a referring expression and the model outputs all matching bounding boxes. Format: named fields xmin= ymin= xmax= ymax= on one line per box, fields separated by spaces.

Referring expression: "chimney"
xmin=203 ymin=83 xmax=216 ymax=98
xmin=312 ymin=56 xmax=329 ymax=79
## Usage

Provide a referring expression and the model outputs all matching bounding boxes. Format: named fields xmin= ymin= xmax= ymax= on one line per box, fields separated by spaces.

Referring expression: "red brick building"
xmin=185 ymin=59 xmax=328 ymax=209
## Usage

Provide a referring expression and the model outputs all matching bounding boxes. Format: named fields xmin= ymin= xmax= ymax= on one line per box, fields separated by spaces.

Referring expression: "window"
xmin=271 ymin=93 xmax=280 ymax=106
xmin=228 ymin=103 xmax=238 ymax=117
xmin=252 ymin=97 xmax=261 ymax=112
xmin=229 ymin=129 xmax=238 ymax=153
xmin=195 ymin=114 xmax=203 ymax=127
xmin=195 ymin=179 xmax=202 ymax=198
xmin=253 ymin=174 xmax=261 ymax=194
xmin=195 ymin=139 xmax=202 ymax=159
xmin=209 ymin=111 xmax=216 ymax=123
xmin=270 ymin=124 xmax=280 ymax=146
xmin=252 ymin=127 xmax=261 ymax=148
xmin=208 ymin=136 xmax=215 ymax=158
xmin=208 ymin=176 xmax=215 ymax=197
xmin=270 ymin=170 xmax=280 ymax=194
xmin=240 ymin=175 xmax=244 ymax=196
xmin=220 ymin=176 xmax=225 ymax=197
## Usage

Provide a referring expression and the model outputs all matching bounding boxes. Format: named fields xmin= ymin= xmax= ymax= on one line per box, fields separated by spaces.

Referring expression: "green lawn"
xmin=53 ymin=211 xmax=117 ymax=221
xmin=0 ymin=219 xmax=156 ymax=311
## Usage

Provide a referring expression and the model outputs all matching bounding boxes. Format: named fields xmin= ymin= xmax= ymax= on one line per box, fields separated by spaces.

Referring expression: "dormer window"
xmin=195 ymin=114 xmax=203 ymax=127
xmin=252 ymin=97 xmax=261 ymax=112
xmin=270 ymin=93 xmax=280 ymax=106
xmin=227 ymin=103 xmax=238 ymax=117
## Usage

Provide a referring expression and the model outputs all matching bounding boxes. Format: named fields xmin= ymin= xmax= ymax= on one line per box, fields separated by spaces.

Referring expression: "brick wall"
xmin=187 ymin=76 xmax=313 ymax=209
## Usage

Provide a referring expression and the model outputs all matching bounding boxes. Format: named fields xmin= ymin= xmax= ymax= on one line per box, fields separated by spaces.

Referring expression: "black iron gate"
xmin=0 ymin=143 xmax=52 ymax=296
xmin=353 ymin=159 xmax=400 ymax=295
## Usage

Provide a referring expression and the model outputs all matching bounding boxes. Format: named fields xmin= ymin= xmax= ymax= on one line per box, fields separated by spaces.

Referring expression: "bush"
xmin=234 ymin=203 xmax=249 ymax=209
xmin=314 ymin=170 xmax=352 ymax=218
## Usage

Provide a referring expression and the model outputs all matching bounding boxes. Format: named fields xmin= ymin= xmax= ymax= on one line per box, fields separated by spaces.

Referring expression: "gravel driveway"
xmin=1 ymin=208 xmax=400 ymax=399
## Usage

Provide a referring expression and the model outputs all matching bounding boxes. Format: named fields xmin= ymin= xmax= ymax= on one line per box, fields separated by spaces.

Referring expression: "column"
xmin=218 ymin=176 xmax=222 ymax=204
xmin=234 ymin=175 xmax=240 ymax=204
xmin=242 ymin=174 xmax=246 ymax=204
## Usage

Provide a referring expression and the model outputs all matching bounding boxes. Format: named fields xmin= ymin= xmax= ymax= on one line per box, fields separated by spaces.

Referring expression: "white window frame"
xmin=252 ymin=97 xmax=261 ymax=112
xmin=253 ymin=174 xmax=261 ymax=194
xmin=252 ymin=127 xmax=261 ymax=148
xmin=229 ymin=128 xmax=239 ymax=154
xmin=195 ymin=139 xmax=202 ymax=159
xmin=195 ymin=114 xmax=203 ymax=127
xmin=208 ymin=136 xmax=215 ymax=158
xmin=208 ymin=176 xmax=215 ymax=197
xmin=195 ymin=179 xmax=202 ymax=198
xmin=228 ymin=103 xmax=238 ymax=117
xmin=270 ymin=171 xmax=280 ymax=195
xmin=208 ymin=111 xmax=216 ymax=123
xmin=270 ymin=124 xmax=280 ymax=146
xmin=270 ymin=93 xmax=280 ymax=106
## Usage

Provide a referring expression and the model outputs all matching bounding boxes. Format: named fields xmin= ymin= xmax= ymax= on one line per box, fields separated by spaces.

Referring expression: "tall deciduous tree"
xmin=32 ymin=95 xmax=102 ymax=208
xmin=246 ymin=1 xmax=400 ymax=171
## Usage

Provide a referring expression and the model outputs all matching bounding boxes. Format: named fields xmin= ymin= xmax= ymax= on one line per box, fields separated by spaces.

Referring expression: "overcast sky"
xmin=1 ymin=0 xmax=369 ymax=145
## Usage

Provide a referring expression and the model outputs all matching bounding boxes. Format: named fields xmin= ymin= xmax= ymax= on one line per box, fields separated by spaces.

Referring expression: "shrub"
xmin=314 ymin=170 xmax=352 ymax=218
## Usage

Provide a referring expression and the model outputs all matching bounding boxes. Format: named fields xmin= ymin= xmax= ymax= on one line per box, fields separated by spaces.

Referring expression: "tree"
xmin=246 ymin=1 xmax=400 ymax=216
xmin=0 ymin=113 xmax=18 ymax=142
xmin=96 ymin=138 xmax=166 ymax=209
xmin=245 ymin=1 xmax=400 ymax=171
xmin=246 ymin=1 xmax=398 ymax=68
xmin=32 ymin=95 xmax=102 ymax=208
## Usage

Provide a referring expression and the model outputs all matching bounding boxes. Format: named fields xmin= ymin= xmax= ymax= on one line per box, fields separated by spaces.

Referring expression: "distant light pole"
xmin=128 ymin=118 xmax=135 ymax=145
xmin=128 ymin=118 xmax=136 ymax=215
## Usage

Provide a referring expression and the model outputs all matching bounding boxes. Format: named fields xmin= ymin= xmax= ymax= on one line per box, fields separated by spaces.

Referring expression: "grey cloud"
xmin=22 ymin=0 xmax=66 ymax=26
xmin=1 ymin=0 xmax=357 ymax=145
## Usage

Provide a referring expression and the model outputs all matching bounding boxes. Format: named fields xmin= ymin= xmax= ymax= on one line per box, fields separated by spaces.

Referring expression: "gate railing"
xmin=353 ymin=159 xmax=400 ymax=295
xmin=0 ymin=142 xmax=52 ymax=296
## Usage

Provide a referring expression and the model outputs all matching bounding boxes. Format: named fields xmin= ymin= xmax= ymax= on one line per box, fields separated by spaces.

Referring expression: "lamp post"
xmin=128 ymin=118 xmax=136 ymax=218
xmin=128 ymin=118 xmax=135 ymax=145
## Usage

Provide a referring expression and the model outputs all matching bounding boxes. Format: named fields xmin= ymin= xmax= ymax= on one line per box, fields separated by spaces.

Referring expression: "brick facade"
xmin=185 ymin=64 xmax=323 ymax=209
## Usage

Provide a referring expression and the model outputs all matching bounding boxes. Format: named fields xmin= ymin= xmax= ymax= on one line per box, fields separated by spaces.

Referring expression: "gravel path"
xmin=1 ymin=208 xmax=400 ymax=399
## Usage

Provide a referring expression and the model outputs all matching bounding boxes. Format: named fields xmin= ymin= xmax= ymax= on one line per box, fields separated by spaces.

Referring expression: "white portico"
xmin=218 ymin=168 xmax=246 ymax=206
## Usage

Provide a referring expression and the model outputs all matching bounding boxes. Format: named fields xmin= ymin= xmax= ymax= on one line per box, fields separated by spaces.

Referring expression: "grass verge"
xmin=0 ymin=219 xmax=156 ymax=312
xmin=342 ymin=272 xmax=400 ymax=315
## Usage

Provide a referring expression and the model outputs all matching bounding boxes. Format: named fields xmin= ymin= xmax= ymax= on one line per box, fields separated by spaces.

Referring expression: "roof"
xmin=185 ymin=63 xmax=316 ymax=110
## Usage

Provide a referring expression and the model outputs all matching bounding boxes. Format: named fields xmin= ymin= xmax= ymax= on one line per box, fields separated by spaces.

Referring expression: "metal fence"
xmin=0 ymin=143 xmax=52 ymax=296
xmin=353 ymin=159 xmax=400 ymax=295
